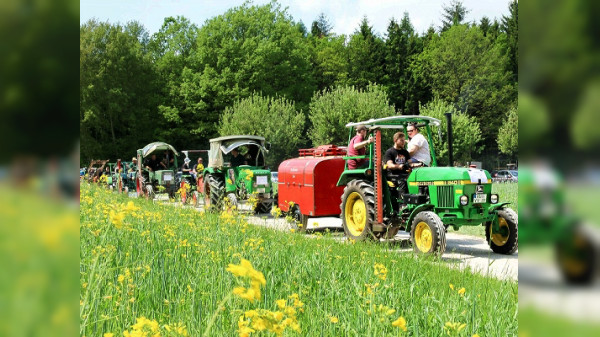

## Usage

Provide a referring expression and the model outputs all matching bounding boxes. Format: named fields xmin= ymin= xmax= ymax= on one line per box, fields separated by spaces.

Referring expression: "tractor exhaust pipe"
xmin=445 ymin=112 xmax=453 ymax=167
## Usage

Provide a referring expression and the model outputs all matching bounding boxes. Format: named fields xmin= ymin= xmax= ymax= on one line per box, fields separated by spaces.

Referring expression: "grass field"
xmin=450 ymin=182 xmax=518 ymax=237
xmin=80 ymin=183 xmax=517 ymax=336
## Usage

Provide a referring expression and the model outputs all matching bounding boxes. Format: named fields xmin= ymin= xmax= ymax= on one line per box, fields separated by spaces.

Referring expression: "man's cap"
xmin=132 ymin=157 xmax=137 ymax=161
xmin=184 ymin=158 xmax=191 ymax=163
xmin=356 ymin=125 xmax=367 ymax=132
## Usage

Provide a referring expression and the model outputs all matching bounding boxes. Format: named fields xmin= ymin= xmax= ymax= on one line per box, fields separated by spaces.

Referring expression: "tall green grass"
xmin=80 ymin=183 xmax=517 ymax=336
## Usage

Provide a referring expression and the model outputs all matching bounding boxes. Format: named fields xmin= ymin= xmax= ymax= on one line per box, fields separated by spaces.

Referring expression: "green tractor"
xmin=202 ymin=135 xmax=275 ymax=213
xmin=338 ymin=116 xmax=518 ymax=255
xmin=135 ymin=142 xmax=179 ymax=199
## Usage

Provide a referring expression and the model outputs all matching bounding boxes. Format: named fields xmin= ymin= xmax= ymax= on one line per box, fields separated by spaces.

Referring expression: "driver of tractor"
xmin=144 ymin=154 xmax=163 ymax=172
xmin=406 ymin=123 xmax=431 ymax=167
xmin=128 ymin=157 xmax=138 ymax=173
xmin=385 ymin=132 xmax=411 ymax=214
xmin=230 ymin=148 xmax=247 ymax=167
xmin=347 ymin=125 xmax=374 ymax=169
xmin=162 ymin=151 xmax=173 ymax=170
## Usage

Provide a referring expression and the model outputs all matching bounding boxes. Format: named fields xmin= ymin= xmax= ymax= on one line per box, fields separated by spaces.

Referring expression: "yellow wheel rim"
xmin=414 ymin=221 xmax=433 ymax=252
xmin=491 ymin=218 xmax=510 ymax=246
xmin=345 ymin=192 xmax=366 ymax=237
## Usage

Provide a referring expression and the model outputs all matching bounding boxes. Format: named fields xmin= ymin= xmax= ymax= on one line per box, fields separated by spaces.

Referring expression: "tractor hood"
xmin=141 ymin=142 xmax=178 ymax=158
xmin=409 ymin=167 xmax=491 ymax=184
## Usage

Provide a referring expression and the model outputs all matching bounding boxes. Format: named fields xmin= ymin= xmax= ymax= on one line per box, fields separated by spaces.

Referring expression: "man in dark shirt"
xmin=144 ymin=154 xmax=163 ymax=172
xmin=230 ymin=148 xmax=247 ymax=167
xmin=384 ymin=132 xmax=411 ymax=214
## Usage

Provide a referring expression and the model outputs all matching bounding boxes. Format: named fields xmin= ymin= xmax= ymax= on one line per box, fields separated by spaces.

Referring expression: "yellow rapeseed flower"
xmin=329 ymin=316 xmax=339 ymax=324
xmin=458 ymin=287 xmax=466 ymax=296
xmin=392 ymin=316 xmax=407 ymax=331
xmin=449 ymin=283 xmax=455 ymax=290
xmin=473 ymin=334 xmax=481 ymax=337
xmin=103 ymin=333 xmax=114 ymax=337
xmin=276 ymin=299 xmax=287 ymax=309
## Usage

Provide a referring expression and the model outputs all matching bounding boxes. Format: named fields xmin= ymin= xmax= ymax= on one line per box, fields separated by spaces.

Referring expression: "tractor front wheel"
xmin=486 ymin=208 xmax=518 ymax=255
xmin=555 ymin=224 xmax=596 ymax=284
xmin=203 ymin=174 xmax=224 ymax=211
xmin=410 ymin=211 xmax=446 ymax=255
xmin=341 ymin=180 xmax=376 ymax=241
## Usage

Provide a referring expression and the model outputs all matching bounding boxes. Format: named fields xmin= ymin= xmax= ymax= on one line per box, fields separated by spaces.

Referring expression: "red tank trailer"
xmin=278 ymin=145 xmax=347 ymax=227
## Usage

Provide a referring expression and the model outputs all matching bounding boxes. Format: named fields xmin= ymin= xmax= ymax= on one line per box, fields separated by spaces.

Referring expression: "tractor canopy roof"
xmin=208 ymin=135 xmax=267 ymax=168
xmin=346 ymin=115 xmax=441 ymax=129
xmin=140 ymin=142 xmax=179 ymax=158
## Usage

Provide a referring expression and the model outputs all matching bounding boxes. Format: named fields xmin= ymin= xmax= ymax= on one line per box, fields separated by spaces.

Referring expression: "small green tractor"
xmin=135 ymin=142 xmax=179 ymax=199
xmin=202 ymin=135 xmax=275 ymax=213
xmin=339 ymin=116 xmax=518 ymax=255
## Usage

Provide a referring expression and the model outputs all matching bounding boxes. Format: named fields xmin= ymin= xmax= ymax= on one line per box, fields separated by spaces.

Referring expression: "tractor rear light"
xmin=460 ymin=195 xmax=469 ymax=205
xmin=490 ymin=194 xmax=499 ymax=204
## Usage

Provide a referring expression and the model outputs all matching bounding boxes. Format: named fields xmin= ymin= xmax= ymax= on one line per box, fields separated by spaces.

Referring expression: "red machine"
xmin=278 ymin=145 xmax=347 ymax=225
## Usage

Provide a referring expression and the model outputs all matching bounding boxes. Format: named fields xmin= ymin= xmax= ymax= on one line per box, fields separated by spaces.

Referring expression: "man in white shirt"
xmin=406 ymin=124 xmax=431 ymax=167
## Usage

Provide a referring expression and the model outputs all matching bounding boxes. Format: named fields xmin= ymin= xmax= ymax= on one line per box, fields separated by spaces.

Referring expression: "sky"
xmin=80 ymin=0 xmax=511 ymax=36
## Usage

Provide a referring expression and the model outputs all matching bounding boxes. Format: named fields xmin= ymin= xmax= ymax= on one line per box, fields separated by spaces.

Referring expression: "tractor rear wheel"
xmin=203 ymin=174 xmax=224 ymax=211
xmin=341 ymin=180 xmax=377 ymax=241
xmin=486 ymin=208 xmax=518 ymax=255
xmin=555 ymin=225 xmax=596 ymax=284
xmin=254 ymin=201 xmax=272 ymax=214
xmin=410 ymin=211 xmax=446 ymax=255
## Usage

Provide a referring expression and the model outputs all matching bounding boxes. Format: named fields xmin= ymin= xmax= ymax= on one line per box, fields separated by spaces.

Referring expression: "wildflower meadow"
xmin=80 ymin=183 xmax=517 ymax=336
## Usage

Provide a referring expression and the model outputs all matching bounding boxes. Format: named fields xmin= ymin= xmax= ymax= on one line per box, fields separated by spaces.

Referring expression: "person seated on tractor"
xmin=347 ymin=125 xmax=374 ymax=169
xmin=161 ymin=151 xmax=173 ymax=170
xmin=230 ymin=148 xmax=247 ymax=167
xmin=384 ymin=131 xmax=411 ymax=215
xmin=181 ymin=157 xmax=192 ymax=175
xmin=128 ymin=157 xmax=138 ymax=173
xmin=144 ymin=154 xmax=163 ymax=172
xmin=192 ymin=157 xmax=204 ymax=180
xmin=406 ymin=123 xmax=431 ymax=167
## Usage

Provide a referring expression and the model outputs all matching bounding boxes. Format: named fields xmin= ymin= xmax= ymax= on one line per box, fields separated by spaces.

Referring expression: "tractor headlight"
xmin=490 ymin=194 xmax=499 ymax=204
xmin=460 ymin=195 xmax=469 ymax=206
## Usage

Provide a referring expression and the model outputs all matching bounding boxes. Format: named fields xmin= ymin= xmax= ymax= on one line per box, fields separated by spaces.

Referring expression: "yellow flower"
xmin=392 ymin=316 xmax=407 ymax=331
xmin=123 ymin=201 xmax=139 ymax=212
xmin=449 ymin=283 xmax=455 ymax=290
xmin=473 ymin=334 xmax=481 ymax=337
xmin=104 ymin=333 xmax=114 ymax=337
xmin=118 ymin=275 xmax=125 ymax=283
xmin=458 ymin=287 xmax=466 ymax=296
xmin=109 ymin=210 xmax=125 ymax=228
xmin=329 ymin=316 xmax=339 ymax=324
xmin=276 ymin=299 xmax=287 ymax=309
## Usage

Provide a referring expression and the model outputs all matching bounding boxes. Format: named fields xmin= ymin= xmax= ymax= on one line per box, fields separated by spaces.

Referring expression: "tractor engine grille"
xmin=437 ymin=186 xmax=454 ymax=208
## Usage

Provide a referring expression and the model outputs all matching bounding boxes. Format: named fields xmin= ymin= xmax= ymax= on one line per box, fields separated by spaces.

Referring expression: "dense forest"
xmin=80 ymin=0 xmax=518 ymax=169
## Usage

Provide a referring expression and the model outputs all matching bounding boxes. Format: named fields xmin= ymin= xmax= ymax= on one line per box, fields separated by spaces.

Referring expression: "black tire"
xmin=254 ymin=201 xmax=272 ymax=214
xmin=410 ymin=211 xmax=446 ymax=255
xmin=340 ymin=180 xmax=377 ymax=241
xmin=290 ymin=204 xmax=308 ymax=233
xmin=203 ymin=174 xmax=224 ymax=211
xmin=486 ymin=208 xmax=518 ymax=255
xmin=555 ymin=225 xmax=596 ymax=285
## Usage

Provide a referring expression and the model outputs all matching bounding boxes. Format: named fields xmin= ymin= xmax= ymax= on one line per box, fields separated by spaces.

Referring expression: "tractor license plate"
xmin=163 ymin=173 xmax=173 ymax=182
xmin=473 ymin=193 xmax=487 ymax=203
xmin=256 ymin=176 xmax=268 ymax=185
xmin=256 ymin=188 xmax=266 ymax=193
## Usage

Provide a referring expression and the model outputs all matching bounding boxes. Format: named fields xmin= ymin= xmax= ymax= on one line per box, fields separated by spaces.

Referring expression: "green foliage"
xmin=419 ymin=98 xmax=483 ymax=166
xmin=498 ymin=106 xmax=518 ymax=155
xmin=346 ymin=18 xmax=385 ymax=90
xmin=219 ymin=94 xmax=305 ymax=167
xmin=80 ymin=20 xmax=159 ymax=163
xmin=571 ymin=81 xmax=600 ymax=149
xmin=309 ymin=35 xmax=349 ymax=92
xmin=308 ymin=85 xmax=396 ymax=146
xmin=183 ymin=1 xmax=315 ymax=124
xmin=518 ymin=93 xmax=550 ymax=152
xmin=441 ymin=0 xmax=470 ymax=31
xmin=416 ymin=24 xmax=514 ymax=148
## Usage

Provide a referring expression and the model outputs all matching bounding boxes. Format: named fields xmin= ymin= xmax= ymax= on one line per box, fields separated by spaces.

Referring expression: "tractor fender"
xmin=486 ymin=202 xmax=511 ymax=215
xmin=406 ymin=204 xmax=435 ymax=232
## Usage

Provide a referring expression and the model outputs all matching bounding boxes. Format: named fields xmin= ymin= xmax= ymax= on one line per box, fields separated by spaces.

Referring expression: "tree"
xmin=501 ymin=0 xmax=518 ymax=81
xmin=219 ymin=94 xmax=305 ymax=167
xmin=80 ymin=20 xmax=158 ymax=163
xmin=308 ymin=85 xmax=396 ymax=146
xmin=498 ymin=106 xmax=518 ymax=155
xmin=415 ymin=25 xmax=513 ymax=147
xmin=384 ymin=13 xmax=421 ymax=113
xmin=310 ymin=35 xmax=349 ymax=92
xmin=419 ymin=98 xmax=483 ymax=166
xmin=346 ymin=17 xmax=385 ymax=90
xmin=310 ymin=13 xmax=332 ymax=38
xmin=441 ymin=0 xmax=470 ymax=31
xmin=180 ymin=2 xmax=315 ymax=140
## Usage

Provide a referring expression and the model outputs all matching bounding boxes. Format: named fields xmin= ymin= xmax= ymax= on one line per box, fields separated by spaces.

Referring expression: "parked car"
xmin=493 ymin=170 xmax=518 ymax=182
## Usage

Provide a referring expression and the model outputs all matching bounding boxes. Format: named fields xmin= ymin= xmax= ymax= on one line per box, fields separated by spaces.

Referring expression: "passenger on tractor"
xmin=230 ymin=148 xmax=247 ymax=167
xmin=162 ymin=151 xmax=174 ymax=170
xmin=144 ymin=154 xmax=163 ymax=172
xmin=128 ymin=157 xmax=137 ymax=173
xmin=406 ymin=123 xmax=431 ymax=167
xmin=347 ymin=125 xmax=374 ymax=169
xmin=384 ymin=132 xmax=411 ymax=215
xmin=181 ymin=157 xmax=192 ymax=174
xmin=192 ymin=157 xmax=204 ymax=180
